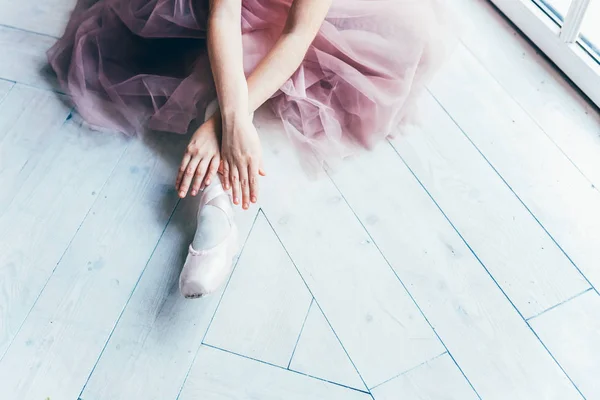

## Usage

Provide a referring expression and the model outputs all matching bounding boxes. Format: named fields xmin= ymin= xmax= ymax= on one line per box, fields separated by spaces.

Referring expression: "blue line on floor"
xmin=287 ymin=298 xmax=314 ymax=369
xmin=397 ymin=94 xmax=588 ymax=399
xmin=203 ymin=343 xmax=372 ymax=395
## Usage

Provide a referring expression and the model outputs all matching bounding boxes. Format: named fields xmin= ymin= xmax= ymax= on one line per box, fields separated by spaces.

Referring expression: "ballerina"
xmin=48 ymin=0 xmax=454 ymax=298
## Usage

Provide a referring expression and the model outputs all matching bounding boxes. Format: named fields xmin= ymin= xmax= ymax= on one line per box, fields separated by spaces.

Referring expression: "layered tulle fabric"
xmin=49 ymin=0 xmax=455 ymax=167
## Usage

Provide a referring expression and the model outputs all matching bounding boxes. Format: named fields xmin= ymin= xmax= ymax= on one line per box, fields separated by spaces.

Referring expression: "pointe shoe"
xmin=179 ymin=183 xmax=238 ymax=299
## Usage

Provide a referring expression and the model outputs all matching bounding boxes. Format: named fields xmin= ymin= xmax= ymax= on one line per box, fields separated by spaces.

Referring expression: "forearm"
xmin=247 ymin=0 xmax=331 ymax=112
xmin=207 ymin=1 xmax=248 ymax=122
xmin=245 ymin=33 xmax=310 ymax=112
xmin=206 ymin=0 xmax=330 ymax=125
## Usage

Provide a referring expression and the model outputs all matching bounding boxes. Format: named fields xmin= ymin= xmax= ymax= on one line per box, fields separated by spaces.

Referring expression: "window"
xmin=490 ymin=0 xmax=600 ymax=107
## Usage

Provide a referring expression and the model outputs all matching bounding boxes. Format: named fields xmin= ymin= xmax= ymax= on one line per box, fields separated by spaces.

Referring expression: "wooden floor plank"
xmin=430 ymin=44 xmax=600 ymax=294
xmin=329 ymin=141 xmax=581 ymax=399
xmin=289 ymin=301 xmax=367 ymax=391
xmin=372 ymin=354 xmax=478 ymax=400
xmin=257 ymin=115 xmax=445 ymax=388
xmin=394 ymin=92 xmax=589 ymax=318
xmin=0 ymin=26 xmax=59 ymax=91
xmin=0 ymin=80 xmax=13 ymax=103
xmin=455 ymin=0 xmax=600 ymax=188
xmin=0 ymin=132 xmax=183 ymax=400
xmin=0 ymin=115 xmax=127 ymax=358
xmin=80 ymin=200 xmax=259 ymax=400
xmin=0 ymin=85 xmax=69 ymax=211
xmin=0 ymin=0 xmax=75 ymax=37
xmin=204 ymin=213 xmax=313 ymax=367
xmin=0 ymin=0 xmax=598 ymax=397
xmin=179 ymin=345 xmax=371 ymax=400
xmin=530 ymin=290 xmax=600 ymax=399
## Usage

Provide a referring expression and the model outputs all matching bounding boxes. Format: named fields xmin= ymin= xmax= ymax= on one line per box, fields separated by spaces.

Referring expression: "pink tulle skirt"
xmin=48 ymin=0 xmax=455 ymax=166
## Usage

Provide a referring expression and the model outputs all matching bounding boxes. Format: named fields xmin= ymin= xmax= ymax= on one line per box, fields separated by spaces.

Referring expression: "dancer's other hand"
xmin=176 ymin=119 xmax=221 ymax=198
xmin=220 ymin=115 xmax=266 ymax=210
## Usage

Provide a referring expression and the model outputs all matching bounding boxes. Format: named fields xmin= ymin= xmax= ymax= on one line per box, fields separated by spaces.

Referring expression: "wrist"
xmin=221 ymin=109 xmax=252 ymax=132
xmin=204 ymin=111 xmax=221 ymax=132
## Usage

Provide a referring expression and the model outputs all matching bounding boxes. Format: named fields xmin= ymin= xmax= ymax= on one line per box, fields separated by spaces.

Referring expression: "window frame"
xmin=490 ymin=0 xmax=600 ymax=107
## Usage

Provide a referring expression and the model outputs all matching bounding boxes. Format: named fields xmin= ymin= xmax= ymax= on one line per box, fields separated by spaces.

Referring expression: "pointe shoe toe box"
xmin=178 ymin=227 xmax=238 ymax=298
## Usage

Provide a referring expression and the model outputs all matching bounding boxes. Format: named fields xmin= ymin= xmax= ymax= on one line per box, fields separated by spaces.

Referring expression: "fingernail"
xmin=251 ymin=197 xmax=257 ymax=203
xmin=179 ymin=191 xmax=185 ymax=197
xmin=206 ymin=179 xmax=211 ymax=185
xmin=191 ymin=190 xmax=197 ymax=196
xmin=234 ymin=197 xmax=239 ymax=204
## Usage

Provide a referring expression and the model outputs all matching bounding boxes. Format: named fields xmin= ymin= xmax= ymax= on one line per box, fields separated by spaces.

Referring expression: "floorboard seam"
xmin=287 ymin=298 xmax=313 ymax=369
xmin=0 ymin=22 xmax=59 ymax=39
xmin=427 ymin=88 xmax=599 ymax=298
xmin=526 ymin=287 xmax=593 ymax=322
xmin=202 ymin=343 xmax=372 ymax=395
xmin=261 ymin=210 xmax=373 ymax=393
xmin=390 ymin=135 xmax=587 ymax=399
xmin=369 ymin=351 xmax=448 ymax=391
xmin=77 ymin=196 xmax=182 ymax=399
xmin=458 ymin=39 xmax=600 ymax=194
xmin=326 ymin=168 xmax=482 ymax=399
xmin=175 ymin=208 xmax=261 ymax=400
xmin=0 ymin=80 xmax=15 ymax=105
xmin=0 ymin=119 xmax=130 ymax=364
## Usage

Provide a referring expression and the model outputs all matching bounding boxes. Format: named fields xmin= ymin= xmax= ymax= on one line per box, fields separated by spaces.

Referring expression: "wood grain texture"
xmin=80 ymin=200 xmax=259 ymax=400
xmin=204 ymin=212 xmax=313 ymax=367
xmin=430 ymin=44 xmax=600 ymax=294
xmin=0 ymin=26 xmax=59 ymax=90
xmin=289 ymin=301 xmax=367 ymax=391
xmin=394 ymin=92 xmax=589 ymax=318
xmin=330 ymin=141 xmax=581 ymax=399
xmin=0 ymin=0 xmax=76 ymax=37
xmin=530 ymin=290 xmax=600 ymax=398
xmin=0 ymin=85 xmax=70 ymax=211
xmin=0 ymin=80 xmax=13 ymax=102
xmin=372 ymin=354 xmax=478 ymax=400
xmin=257 ymin=115 xmax=445 ymax=388
xmin=456 ymin=0 xmax=600 ymax=188
xmin=0 ymin=114 xmax=127 ymax=358
xmin=0 ymin=0 xmax=598 ymax=397
xmin=0 ymin=132 xmax=182 ymax=400
xmin=179 ymin=345 xmax=372 ymax=400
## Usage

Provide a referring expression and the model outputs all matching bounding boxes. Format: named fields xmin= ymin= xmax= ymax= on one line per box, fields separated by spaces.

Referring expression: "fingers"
xmin=217 ymin=169 xmax=226 ymax=188
xmin=259 ymin=160 xmax=266 ymax=177
xmin=203 ymin=157 xmax=220 ymax=188
xmin=176 ymin=153 xmax=192 ymax=189
xmin=230 ymin=165 xmax=240 ymax=206
xmin=179 ymin=157 xmax=200 ymax=198
xmin=239 ymin=165 xmax=250 ymax=210
xmin=221 ymin=156 xmax=264 ymax=210
xmin=190 ymin=158 xmax=210 ymax=196
xmin=222 ymin=160 xmax=231 ymax=191
xmin=249 ymin=162 xmax=259 ymax=205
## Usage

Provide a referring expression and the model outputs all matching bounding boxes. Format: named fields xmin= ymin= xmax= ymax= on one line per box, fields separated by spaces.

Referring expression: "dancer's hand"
xmin=176 ymin=119 xmax=221 ymax=198
xmin=220 ymin=115 xmax=265 ymax=209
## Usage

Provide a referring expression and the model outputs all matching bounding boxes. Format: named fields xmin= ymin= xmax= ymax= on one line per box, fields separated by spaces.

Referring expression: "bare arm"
xmin=209 ymin=0 xmax=331 ymax=115
xmin=194 ymin=0 xmax=331 ymax=209
xmin=207 ymin=0 xmax=249 ymax=120
xmin=174 ymin=0 xmax=247 ymax=199
xmin=245 ymin=0 xmax=332 ymax=111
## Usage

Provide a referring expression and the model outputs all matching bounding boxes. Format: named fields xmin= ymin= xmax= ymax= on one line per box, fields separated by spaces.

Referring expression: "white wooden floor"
xmin=1 ymin=0 xmax=600 ymax=399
